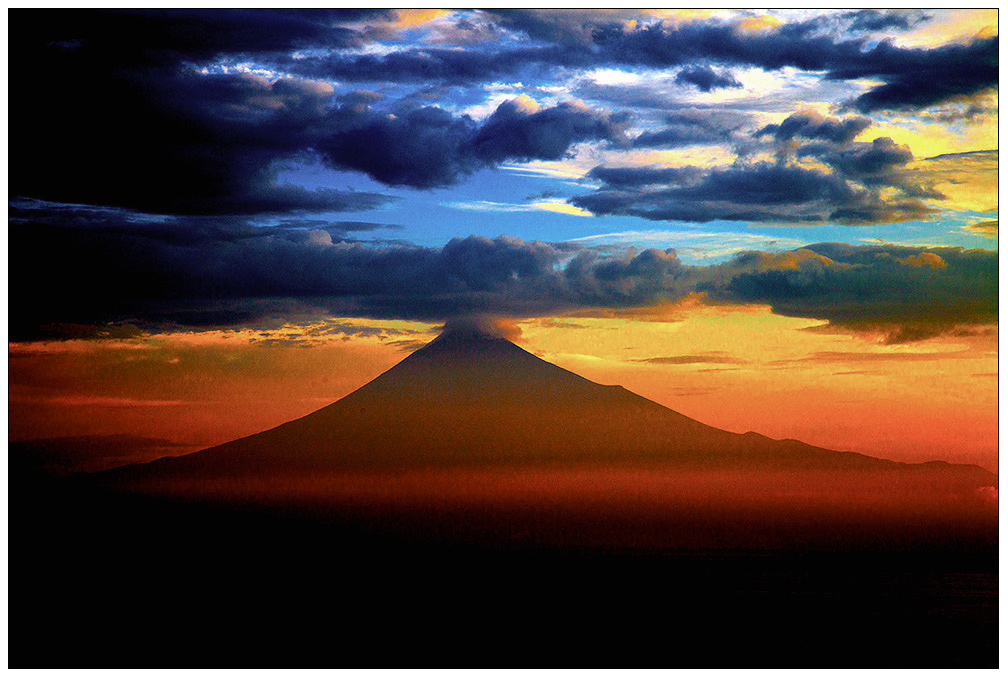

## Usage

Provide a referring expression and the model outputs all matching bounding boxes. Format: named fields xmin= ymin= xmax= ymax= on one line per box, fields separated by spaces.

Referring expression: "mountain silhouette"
xmin=25 ymin=326 xmax=997 ymax=668
xmin=116 ymin=326 xmax=994 ymax=483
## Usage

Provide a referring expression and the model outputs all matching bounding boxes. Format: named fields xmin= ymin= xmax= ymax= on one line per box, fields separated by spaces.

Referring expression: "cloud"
xmin=109 ymin=9 xmax=978 ymax=122
xmin=316 ymin=104 xmax=483 ymax=189
xmin=636 ymin=353 xmax=745 ymax=365
xmin=440 ymin=315 xmax=523 ymax=342
xmin=279 ymin=42 xmax=574 ymax=85
xmin=801 ymin=137 xmax=913 ymax=177
xmin=705 ymin=242 xmax=997 ymax=342
xmin=907 ymin=150 xmax=998 ymax=213
xmin=841 ymin=9 xmax=931 ymax=33
xmin=13 ymin=15 xmax=629 ymax=205
xmin=573 ymin=160 xmax=933 ymax=225
xmin=574 ymin=80 xmax=684 ymax=111
xmin=485 ymin=11 xmax=994 ymax=113
xmin=631 ymin=110 xmax=749 ymax=148
xmin=781 ymin=350 xmax=972 ymax=364
xmin=525 ymin=189 xmax=562 ymax=202
xmin=9 ymin=209 xmax=582 ymax=338
xmin=899 ymin=252 xmax=946 ymax=268
xmin=836 ymin=36 xmax=998 ymax=113
xmin=468 ymin=97 xmax=631 ymax=163
xmin=575 ymin=107 xmax=945 ymax=226
xmin=9 ymin=9 xmax=998 ymax=219
xmin=9 ymin=201 xmax=996 ymax=344
xmin=675 ymin=65 xmax=742 ymax=92
xmin=316 ymin=96 xmax=629 ymax=189
xmin=14 ymin=11 xmax=630 ymax=213
xmin=963 ymin=220 xmax=998 ymax=238
xmin=11 ymin=53 xmax=394 ymax=214
xmin=756 ymin=111 xmax=871 ymax=144
xmin=245 ymin=318 xmax=424 ymax=348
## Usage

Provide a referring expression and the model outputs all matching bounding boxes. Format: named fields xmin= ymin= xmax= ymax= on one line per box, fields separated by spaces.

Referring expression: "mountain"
xmin=10 ymin=434 xmax=196 ymax=476
xmin=24 ymin=326 xmax=996 ymax=667
xmin=116 ymin=326 xmax=994 ymax=482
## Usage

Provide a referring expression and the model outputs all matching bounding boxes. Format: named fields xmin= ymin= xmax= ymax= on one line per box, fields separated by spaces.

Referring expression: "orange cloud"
xmin=742 ymin=249 xmax=837 ymax=271
xmin=899 ymin=252 xmax=946 ymax=268
xmin=735 ymin=14 xmax=782 ymax=32
xmin=963 ymin=220 xmax=998 ymax=238
xmin=390 ymin=9 xmax=450 ymax=29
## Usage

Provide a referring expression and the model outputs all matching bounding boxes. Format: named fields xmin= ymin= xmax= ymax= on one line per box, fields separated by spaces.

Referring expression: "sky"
xmin=7 ymin=9 xmax=999 ymax=471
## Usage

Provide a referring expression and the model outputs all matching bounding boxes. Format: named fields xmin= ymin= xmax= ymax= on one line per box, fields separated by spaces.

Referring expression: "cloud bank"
xmin=11 ymin=204 xmax=995 ymax=343
xmin=573 ymin=111 xmax=944 ymax=224
xmin=7 ymin=10 xmax=996 ymax=346
xmin=10 ymin=10 xmax=997 ymax=219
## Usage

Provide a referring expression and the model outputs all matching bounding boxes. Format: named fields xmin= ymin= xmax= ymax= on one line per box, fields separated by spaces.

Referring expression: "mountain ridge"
xmin=107 ymin=327 xmax=995 ymax=485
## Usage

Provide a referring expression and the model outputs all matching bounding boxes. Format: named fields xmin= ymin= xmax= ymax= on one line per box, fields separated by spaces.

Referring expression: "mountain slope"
xmin=117 ymin=327 xmax=991 ymax=481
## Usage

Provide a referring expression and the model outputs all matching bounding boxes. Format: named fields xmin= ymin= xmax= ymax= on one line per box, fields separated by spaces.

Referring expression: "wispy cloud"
xmin=569 ymin=229 xmax=808 ymax=261
xmin=635 ymin=352 xmax=746 ymax=365
xmin=963 ymin=220 xmax=998 ymax=239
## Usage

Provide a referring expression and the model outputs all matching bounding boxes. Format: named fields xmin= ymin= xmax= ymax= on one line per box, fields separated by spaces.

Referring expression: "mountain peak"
xmin=375 ymin=318 xmax=585 ymax=404
xmin=424 ymin=324 xmax=516 ymax=351
xmin=436 ymin=315 xmax=522 ymax=342
xmin=111 ymin=317 xmax=988 ymax=478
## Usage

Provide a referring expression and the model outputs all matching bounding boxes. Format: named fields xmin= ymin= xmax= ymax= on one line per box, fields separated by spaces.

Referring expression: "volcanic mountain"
xmin=119 ymin=326 xmax=995 ymax=484
xmin=26 ymin=326 xmax=997 ymax=667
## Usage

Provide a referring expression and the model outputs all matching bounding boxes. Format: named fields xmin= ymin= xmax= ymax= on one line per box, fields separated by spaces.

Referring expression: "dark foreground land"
xmin=16 ymin=330 xmax=995 ymax=666
xmin=16 ymin=471 xmax=997 ymax=668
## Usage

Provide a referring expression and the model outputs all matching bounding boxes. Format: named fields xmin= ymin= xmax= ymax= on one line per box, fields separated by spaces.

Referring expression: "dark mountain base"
xmin=16 ymin=475 xmax=997 ymax=668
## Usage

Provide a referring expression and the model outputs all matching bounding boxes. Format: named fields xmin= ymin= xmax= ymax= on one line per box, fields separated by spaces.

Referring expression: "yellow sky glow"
xmin=10 ymin=311 xmax=997 ymax=472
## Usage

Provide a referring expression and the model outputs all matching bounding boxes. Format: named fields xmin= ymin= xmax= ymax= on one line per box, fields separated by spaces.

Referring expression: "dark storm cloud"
xmin=756 ymin=111 xmax=872 ymax=144
xmin=279 ymin=43 xmax=580 ymax=84
xmin=491 ymin=9 xmax=929 ymax=46
xmin=705 ymin=243 xmax=998 ymax=342
xmin=574 ymin=160 xmax=932 ymax=225
xmin=8 ymin=10 xmax=997 ymax=217
xmin=469 ymin=99 xmax=631 ymax=162
xmin=10 ymin=198 xmax=993 ymax=343
xmin=9 ymin=212 xmax=578 ymax=338
xmin=576 ymin=106 xmax=941 ymax=226
xmin=316 ymin=105 xmax=482 ymax=189
xmin=7 ymin=200 xmax=401 ymax=246
xmin=12 ymin=9 xmax=387 ymax=67
xmin=797 ymin=137 xmax=946 ymax=204
xmin=262 ymin=11 xmax=993 ymax=116
xmin=11 ymin=8 xmax=629 ymax=210
xmin=484 ymin=11 xmax=996 ymax=113
xmin=10 ymin=37 xmax=393 ymax=215
xmin=833 ymin=36 xmax=998 ymax=113
xmin=315 ymin=98 xmax=630 ymax=189
xmin=584 ymin=166 xmax=707 ymax=188
xmin=675 ymin=65 xmax=742 ymax=92
xmin=786 ymin=9 xmax=931 ymax=37
xmin=798 ymin=137 xmax=914 ymax=180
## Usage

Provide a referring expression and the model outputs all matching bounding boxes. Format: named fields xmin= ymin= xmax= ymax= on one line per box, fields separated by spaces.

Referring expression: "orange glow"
xmin=115 ymin=465 xmax=997 ymax=552
xmin=519 ymin=310 xmax=998 ymax=471
xmin=735 ymin=14 xmax=782 ymax=32
xmin=9 ymin=321 xmax=438 ymax=453
xmin=8 ymin=310 xmax=998 ymax=473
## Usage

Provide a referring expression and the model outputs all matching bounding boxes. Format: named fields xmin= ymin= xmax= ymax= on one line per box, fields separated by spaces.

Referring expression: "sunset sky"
xmin=8 ymin=9 xmax=998 ymax=471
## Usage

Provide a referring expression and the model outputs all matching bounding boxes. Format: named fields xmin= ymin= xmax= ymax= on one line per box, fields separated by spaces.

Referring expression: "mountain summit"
xmin=124 ymin=326 xmax=970 ymax=479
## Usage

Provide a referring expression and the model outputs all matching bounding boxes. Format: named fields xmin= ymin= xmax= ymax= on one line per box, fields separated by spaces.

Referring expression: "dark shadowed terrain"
xmin=13 ymin=328 xmax=998 ymax=667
